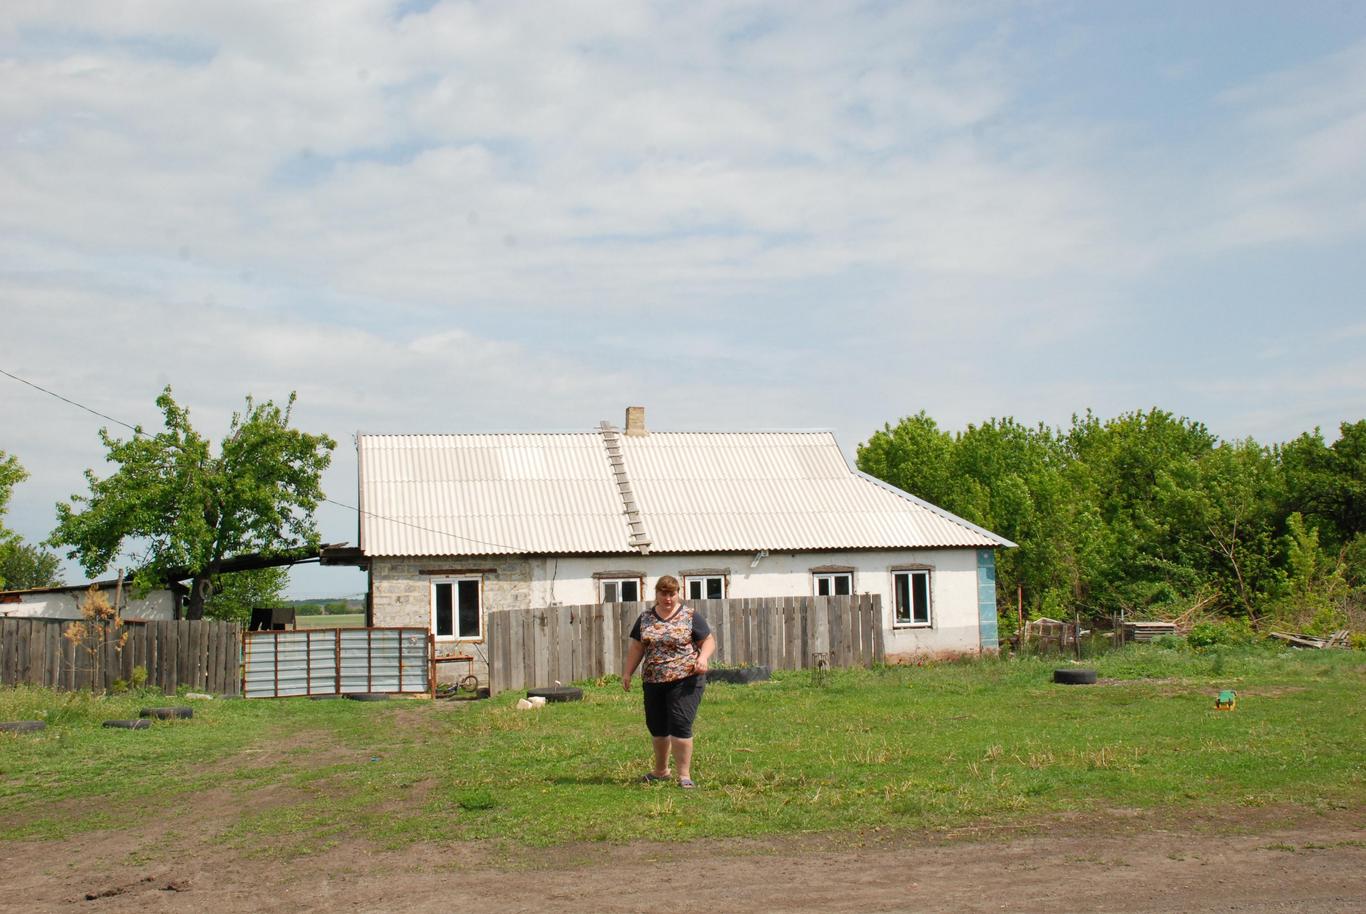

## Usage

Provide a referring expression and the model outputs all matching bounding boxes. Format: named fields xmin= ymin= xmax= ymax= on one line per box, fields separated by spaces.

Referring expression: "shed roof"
xmin=356 ymin=429 xmax=1013 ymax=557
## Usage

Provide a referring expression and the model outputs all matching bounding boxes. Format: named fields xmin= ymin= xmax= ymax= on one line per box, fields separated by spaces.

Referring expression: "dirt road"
xmin=5 ymin=806 xmax=1361 ymax=913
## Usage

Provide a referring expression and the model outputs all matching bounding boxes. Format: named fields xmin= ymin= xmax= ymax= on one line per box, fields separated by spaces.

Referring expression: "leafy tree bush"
xmin=203 ymin=567 xmax=290 ymax=624
xmin=49 ymin=388 xmax=334 ymax=618
xmin=859 ymin=409 xmax=1364 ymax=630
xmin=0 ymin=451 xmax=63 ymax=590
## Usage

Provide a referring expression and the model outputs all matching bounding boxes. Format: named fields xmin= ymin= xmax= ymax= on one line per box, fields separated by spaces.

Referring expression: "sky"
xmin=2 ymin=0 xmax=1365 ymax=599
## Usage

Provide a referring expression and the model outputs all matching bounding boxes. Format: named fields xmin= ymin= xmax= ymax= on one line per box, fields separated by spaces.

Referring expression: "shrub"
xmin=1187 ymin=618 xmax=1257 ymax=650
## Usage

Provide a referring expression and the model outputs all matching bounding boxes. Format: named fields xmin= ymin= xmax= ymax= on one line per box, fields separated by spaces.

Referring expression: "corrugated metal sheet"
xmin=360 ymin=434 xmax=633 ymax=556
xmin=622 ymin=433 xmax=1005 ymax=551
xmin=357 ymin=430 xmax=1011 ymax=557
xmin=242 ymin=629 xmax=430 ymax=698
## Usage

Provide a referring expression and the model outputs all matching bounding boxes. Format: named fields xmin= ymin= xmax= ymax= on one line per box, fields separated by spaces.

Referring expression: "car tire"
xmin=140 ymin=707 xmax=193 ymax=720
xmin=526 ymin=686 xmax=584 ymax=702
xmin=706 ymin=666 xmax=772 ymax=685
xmin=0 ymin=720 xmax=45 ymax=733
xmin=103 ymin=719 xmax=151 ymax=730
xmin=345 ymin=693 xmax=390 ymax=701
xmin=1053 ymin=668 xmax=1099 ymax=685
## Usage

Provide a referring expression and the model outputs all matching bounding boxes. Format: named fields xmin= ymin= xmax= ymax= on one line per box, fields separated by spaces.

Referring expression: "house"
xmin=0 ymin=580 xmax=178 ymax=620
xmin=350 ymin=408 xmax=1014 ymax=680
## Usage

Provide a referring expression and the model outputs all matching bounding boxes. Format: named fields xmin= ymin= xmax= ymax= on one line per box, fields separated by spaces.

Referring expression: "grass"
xmin=296 ymin=613 xmax=367 ymax=628
xmin=0 ymin=644 xmax=1361 ymax=852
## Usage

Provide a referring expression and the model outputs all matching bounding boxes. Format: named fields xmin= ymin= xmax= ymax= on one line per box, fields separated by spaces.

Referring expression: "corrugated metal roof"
xmin=357 ymin=430 xmax=1012 ymax=557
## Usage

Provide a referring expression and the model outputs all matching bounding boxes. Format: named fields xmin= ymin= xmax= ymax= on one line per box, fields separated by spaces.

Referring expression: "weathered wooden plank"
xmin=871 ymin=595 xmax=886 ymax=664
xmin=54 ymin=622 xmax=65 ymax=690
xmin=502 ymin=610 xmax=514 ymax=693
xmin=615 ymin=604 xmax=631 ymax=679
xmin=514 ymin=613 xmax=528 ymax=689
xmin=493 ymin=610 xmax=508 ymax=694
xmin=26 ymin=620 xmax=41 ymax=686
xmin=813 ymin=596 xmax=831 ymax=660
xmin=11 ymin=620 xmax=24 ymax=685
xmin=165 ymin=621 xmax=180 ymax=694
xmin=485 ymin=612 xmax=500 ymax=693
xmin=207 ymin=623 xmax=220 ymax=695
xmin=0 ymin=621 xmax=10 ymax=685
xmin=828 ymin=596 xmax=845 ymax=667
xmin=556 ymin=605 xmax=571 ymax=686
xmin=22 ymin=620 xmax=37 ymax=683
xmin=760 ymin=599 xmax=775 ymax=669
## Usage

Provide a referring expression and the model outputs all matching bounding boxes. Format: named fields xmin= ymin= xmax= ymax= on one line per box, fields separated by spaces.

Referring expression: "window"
xmin=432 ymin=577 xmax=482 ymax=641
xmin=812 ymin=572 xmax=852 ymax=596
xmin=684 ymin=575 xmax=726 ymax=601
xmin=600 ymin=577 xmax=642 ymax=604
xmin=893 ymin=569 xmax=932 ymax=626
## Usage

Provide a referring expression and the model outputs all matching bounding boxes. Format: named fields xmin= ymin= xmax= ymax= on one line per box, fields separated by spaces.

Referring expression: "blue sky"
xmin=2 ymin=1 xmax=1364 ymax=598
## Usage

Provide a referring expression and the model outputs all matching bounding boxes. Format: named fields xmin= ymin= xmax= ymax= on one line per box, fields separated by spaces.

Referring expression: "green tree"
xmin=0 ymin=451 xmax=63 ymax=590
xmin=0 ymin=542 xmax=63 ymax=590
xmin=50 ymin=388 xmax=335 ymax=619
xmin=203 ymin=567 xmax=290 ymax=623
xmin=1154 ymin=438 xmax=1281 ymax=616
xmin=1278 ymin=420 xmax=1366 ymax=551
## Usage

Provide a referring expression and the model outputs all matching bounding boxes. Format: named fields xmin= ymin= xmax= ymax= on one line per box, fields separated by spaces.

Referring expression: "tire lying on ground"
xmin=140 ymin=706 xmax=193 ymax=720
xmin=526 ymin=686 xmax=584 ymax=703
xmin=0 ymin=720 xmax=46 ymax=733
xmin=103 ymin=719 xmax=151 ymax=730
xmin=706 ymin=666 xmax=772 ymax=685
xmin=344 ymin=693 xmax=390 ymax=701
xmin=1053 ymin=668 xmax=1099 ymax=685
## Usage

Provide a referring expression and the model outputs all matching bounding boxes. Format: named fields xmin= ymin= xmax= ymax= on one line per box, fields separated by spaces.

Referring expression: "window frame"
xmin=683 ymin=574 xmax=727 ymax=601
xmin=891 ymin=567 xmax=933 ymax=628
xmin=598 ymin=576 xmax=644 ymax=605
xmin=811 ymin=571 xmax=854 ymax=597
xmin=430 ymin=575 xmax=484 ymax=643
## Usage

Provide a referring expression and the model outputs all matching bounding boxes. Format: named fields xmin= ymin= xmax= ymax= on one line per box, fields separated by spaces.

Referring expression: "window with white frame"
xmin=599 ymin=577 xmax=642 ymax=604
xmin=812 ymin=571 xmax=852 ymax=596
xmin=431 ymin=577 xmax=482 ymax=641
xmin=893 ymin=569 xmax=932 ymax=627
xmin=684 ymin=575 xmax=726 ymax=601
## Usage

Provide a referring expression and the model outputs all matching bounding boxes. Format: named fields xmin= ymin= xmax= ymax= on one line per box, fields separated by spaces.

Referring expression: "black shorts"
xmin=642 ymin=674 xmax=705 ymax=739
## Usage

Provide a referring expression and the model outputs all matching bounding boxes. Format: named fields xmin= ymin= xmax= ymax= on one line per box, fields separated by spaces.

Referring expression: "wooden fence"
xmin=486 ymin=595 xmax=884 ymax=695
xmin=0 ymin=618 xmax=242 ymax=696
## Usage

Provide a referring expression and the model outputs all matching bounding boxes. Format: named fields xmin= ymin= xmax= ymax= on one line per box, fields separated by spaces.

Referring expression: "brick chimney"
xmin=624 ymin=406 xmax=647 ymax=437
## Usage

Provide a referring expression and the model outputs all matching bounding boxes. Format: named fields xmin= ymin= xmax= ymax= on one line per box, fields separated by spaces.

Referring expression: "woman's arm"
xmin=694 ymin=634 xmax=716 ymax=674
xmin=623 ymin=638 xmax=645 ymax=691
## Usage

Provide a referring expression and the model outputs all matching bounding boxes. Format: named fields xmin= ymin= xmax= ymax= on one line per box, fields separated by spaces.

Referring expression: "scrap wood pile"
xmin=1268 ymin=629 xmax=1352 ymax=650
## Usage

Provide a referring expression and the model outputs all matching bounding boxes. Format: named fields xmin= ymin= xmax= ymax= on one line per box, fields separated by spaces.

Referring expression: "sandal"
xmin=678 ymin=777 xmax=696 ymax=789
xmin=641 ymin=772 xmax=671 ymax=783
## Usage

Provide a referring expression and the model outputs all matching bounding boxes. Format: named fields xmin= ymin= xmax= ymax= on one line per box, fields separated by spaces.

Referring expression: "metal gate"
xmin=242 ymin=628 xmax=432 ymax=698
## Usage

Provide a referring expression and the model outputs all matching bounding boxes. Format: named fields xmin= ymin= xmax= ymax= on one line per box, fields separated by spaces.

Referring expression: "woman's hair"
xmin=654 ymin=574 xmax=680 ymax=594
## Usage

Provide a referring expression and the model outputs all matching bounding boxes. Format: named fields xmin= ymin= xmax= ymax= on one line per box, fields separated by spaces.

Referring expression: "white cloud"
xmin=2 ymin=3 xmax=1364 ymax=594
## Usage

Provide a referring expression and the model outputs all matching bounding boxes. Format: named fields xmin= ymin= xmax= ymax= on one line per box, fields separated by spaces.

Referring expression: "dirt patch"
xmin=2 ymin=803 xmax=1361 ymax=914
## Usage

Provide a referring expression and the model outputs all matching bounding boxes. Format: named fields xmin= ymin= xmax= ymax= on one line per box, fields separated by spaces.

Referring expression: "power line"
xmin=323 ymin=497 xmax=529 ymax=554
xmin=2 ymin=365 xmax=531 ymax=554
xmin=0 ymin=367 xmax=143 ymax=436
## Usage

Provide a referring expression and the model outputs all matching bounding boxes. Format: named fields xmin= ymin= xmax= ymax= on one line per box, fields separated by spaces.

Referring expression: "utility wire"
xmin=0 ymin=367 xmax=143 ymax=436
xmin=323 ymin=497 xmax=529 ymax=554
xmin=2 ymin=365 xmax=532 ymax=554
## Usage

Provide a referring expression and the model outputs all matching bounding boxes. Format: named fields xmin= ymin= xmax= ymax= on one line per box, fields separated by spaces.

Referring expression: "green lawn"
xmin=0 ymin=644 xmax=1361 ymax=851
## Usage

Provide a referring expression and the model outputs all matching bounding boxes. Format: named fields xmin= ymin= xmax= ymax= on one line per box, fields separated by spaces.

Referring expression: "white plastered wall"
xmin=0 ymin=588 xmax=177 ymax=621
xmin=527 ymin=548 xmax=986 ymax=658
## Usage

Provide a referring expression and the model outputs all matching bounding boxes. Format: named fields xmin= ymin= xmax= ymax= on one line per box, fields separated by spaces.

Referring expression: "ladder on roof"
xmin=600 ymin=421 xmax=652 ymax=554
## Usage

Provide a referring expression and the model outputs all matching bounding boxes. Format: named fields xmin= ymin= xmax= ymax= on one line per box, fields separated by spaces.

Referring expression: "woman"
xmin=623 ymin=575 xmax=716 ymax=788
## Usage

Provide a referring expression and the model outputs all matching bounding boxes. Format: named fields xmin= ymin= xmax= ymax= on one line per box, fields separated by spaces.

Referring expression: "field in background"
xmin=295 ymin=613 xmax=366 ymax=628
xmin=0 ymin=644 xmax=1361 ymax=851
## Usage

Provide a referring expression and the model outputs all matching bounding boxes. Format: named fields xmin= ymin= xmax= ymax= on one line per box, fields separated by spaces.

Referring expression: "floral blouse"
xmin=630 ymin=604 xmax=712 ymax=683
